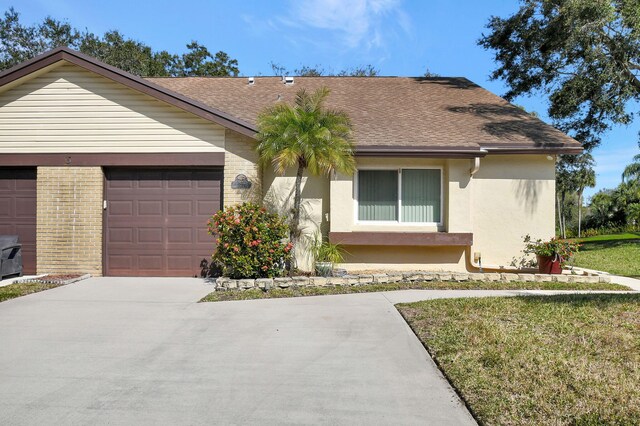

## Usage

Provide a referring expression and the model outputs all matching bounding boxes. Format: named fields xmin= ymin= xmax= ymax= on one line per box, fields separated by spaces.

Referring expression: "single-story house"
xmin=0 ymin=47 xmax=582 ymax=277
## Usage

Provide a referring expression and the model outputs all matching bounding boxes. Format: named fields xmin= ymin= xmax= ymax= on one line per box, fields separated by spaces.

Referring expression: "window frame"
xmin=354 ymin=166 xmax=444 ymax=226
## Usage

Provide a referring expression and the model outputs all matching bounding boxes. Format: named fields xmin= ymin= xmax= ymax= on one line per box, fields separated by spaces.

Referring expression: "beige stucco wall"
xmin=262 ymin=168 xmax=330 ymax=271
xmin=340 ymin=245 xmax=467 ymax=272
xmin=0 ymin=62 xmax=226 ymax=153
xmin=329 ymin=155 xmax=556 ymax=272
xmin=471 ymin=155 xmax=556 ymax=268
xmin=37 ymin=166 xmax=103 ymax=275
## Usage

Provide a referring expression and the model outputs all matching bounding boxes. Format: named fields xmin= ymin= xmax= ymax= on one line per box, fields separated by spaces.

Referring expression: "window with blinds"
xmin=357 ymin=169 xmax=441 ymax=223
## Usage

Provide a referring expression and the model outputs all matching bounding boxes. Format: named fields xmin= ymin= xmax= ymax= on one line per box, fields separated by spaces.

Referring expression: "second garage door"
xmin=0 ymin=168 xmax=37 ymax=275
xmin=104 ymin=168 xmax=222 ymax=277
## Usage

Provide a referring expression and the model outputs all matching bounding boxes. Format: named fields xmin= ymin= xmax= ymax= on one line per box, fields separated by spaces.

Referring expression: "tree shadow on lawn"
xmin=517 ymin=293 xmax=640 ymax=308
xmin=578 ymin=237 xmax=640 ymax=251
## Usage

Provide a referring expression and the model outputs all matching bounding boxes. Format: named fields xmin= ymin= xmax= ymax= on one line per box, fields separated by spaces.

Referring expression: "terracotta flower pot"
xmin=537 ymin=254 xmax=562 ymax=274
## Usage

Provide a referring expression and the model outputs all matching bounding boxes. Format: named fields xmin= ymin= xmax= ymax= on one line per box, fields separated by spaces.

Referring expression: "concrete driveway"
xmin=0 ymin=277 xmax=485 ymax=425
xmin=3 ymin=279 xmax=635 ymax=426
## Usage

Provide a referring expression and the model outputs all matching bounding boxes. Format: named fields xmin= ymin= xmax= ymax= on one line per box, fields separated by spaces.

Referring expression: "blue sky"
xmin=6 ymin=0 xmax=640 ymax=198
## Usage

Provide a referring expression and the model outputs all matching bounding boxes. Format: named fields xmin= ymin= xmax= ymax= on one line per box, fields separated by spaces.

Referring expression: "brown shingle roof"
xmin=147 ymin=76 xmax=582 ymax=154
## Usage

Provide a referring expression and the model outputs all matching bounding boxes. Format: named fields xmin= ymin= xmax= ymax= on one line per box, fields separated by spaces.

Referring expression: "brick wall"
xmin=224 ymin=129 xmax=261 ymax=207
xmin=37 ymin=167 xmax=103 ymax=275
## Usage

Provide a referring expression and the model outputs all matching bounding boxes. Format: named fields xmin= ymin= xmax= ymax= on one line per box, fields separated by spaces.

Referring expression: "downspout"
xmin=470 ymin=157 xmax=481 ymax=176
xmin=466 ymin=153 xmax=531 ymax=273
xmin=466 ymin=250 xmax=527 ymax=273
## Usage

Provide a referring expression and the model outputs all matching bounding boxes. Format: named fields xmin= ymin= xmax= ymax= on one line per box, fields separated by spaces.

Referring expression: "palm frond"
xmin=256 ymin=86 xmax=356 ymax=177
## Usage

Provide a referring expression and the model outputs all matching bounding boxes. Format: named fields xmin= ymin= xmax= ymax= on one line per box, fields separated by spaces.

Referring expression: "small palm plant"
xmin=257 ymin=87 xmax=356 ymax=247
xmin=311 ymin=234 xmax=346 ymax=277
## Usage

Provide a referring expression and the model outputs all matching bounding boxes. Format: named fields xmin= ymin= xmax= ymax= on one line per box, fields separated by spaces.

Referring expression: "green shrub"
xmin=582 ymin=224 xmax=640 ymax=237
xmin=581 ymin=228 xmax=599 ymax=238
xmin=207 ymin=203 xmax=292 ymax=278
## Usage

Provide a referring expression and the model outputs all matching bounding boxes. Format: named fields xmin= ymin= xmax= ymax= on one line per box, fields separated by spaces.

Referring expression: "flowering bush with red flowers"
xmin=207 ymin=202 xmax=292 ymax=278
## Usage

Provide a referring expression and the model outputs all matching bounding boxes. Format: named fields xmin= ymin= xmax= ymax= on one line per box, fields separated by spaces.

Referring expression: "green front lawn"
xmin=200 ymin=280 xmax=629 ymax=302
xmin=397 ymin=294 xmax=640 ymax=425
xmin=0 ymin=281 xmax=63 ymax=303
xmin=570 ymin=233 xmax=640 ymax=278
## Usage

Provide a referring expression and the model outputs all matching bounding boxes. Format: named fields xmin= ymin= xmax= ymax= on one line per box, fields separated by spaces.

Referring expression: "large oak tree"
xmin=0 ymin=8 xmax=239 ymax=77
xmin=479 ymin=0 xmax=640 ymax=150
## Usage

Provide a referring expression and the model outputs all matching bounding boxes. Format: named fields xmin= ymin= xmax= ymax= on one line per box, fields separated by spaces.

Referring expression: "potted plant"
xmin=523 ymin=235 xmax=580 ymax=274
xmin=312 ymin=236 xmax=345 ymax=277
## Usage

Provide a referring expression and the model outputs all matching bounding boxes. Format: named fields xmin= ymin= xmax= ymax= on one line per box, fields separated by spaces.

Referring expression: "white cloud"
xmin=282 ymin=0 xmax=410 ymax=49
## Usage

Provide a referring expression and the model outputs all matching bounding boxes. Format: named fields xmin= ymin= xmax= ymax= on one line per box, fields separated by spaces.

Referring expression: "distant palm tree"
xmin=622 ymin=154 xmax=640 ymax=183
xmin=257 ymin=87 xmax=356 ymax=247
xmin=556 ymin=153 xmax=595 ymax=238
xmin=574 ymin=154 xmax=596 ymax=238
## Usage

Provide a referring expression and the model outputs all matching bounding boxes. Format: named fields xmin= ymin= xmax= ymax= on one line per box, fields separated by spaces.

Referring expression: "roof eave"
xmin=481 ymin=145 xmax=584 ymax=155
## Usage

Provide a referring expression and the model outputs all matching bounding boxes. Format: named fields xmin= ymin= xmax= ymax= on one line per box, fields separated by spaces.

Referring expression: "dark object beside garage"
xmin=0 ymin=235 xmax=22 ymax=280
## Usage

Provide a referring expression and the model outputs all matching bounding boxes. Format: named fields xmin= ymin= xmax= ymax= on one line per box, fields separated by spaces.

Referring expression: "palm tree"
xmin=556 ymin=154 xmax=595 ymax=237
xmin=257 ymin=87 xmax=356 ymax=246
xmin=570 ymin=153 xmax=596 ymax=238
xmin=575 ymin=166 xmax=596 ymax=238
xmin=622 ymin=154 xmax=640 ymax=183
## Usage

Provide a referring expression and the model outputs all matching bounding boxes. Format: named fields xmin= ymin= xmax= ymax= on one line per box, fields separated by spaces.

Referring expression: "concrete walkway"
xmin=0 ymin=278 xmax=636 ymax=425
xmin=603 ymin=274 xmax=640 ymax=291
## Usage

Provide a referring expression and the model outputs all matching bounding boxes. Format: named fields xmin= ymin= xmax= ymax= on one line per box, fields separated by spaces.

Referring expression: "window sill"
xmin=353 ymin=223 xmax=441 ymax=232
xmin=329 ymin=232 xmax=473 ymax=246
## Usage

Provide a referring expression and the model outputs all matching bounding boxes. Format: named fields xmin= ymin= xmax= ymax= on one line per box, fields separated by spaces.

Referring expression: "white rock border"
xmin=12 ymin=273 xmax=92 ymax=285
xmin=213 ymin=270 xmax=611 ymax=291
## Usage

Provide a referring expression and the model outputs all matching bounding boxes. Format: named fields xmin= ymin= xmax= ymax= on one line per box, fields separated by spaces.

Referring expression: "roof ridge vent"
xmin=283 ymin=76 xmax=294 ymax=85
xmin=247 ymin=77 xmax=255 ymax=85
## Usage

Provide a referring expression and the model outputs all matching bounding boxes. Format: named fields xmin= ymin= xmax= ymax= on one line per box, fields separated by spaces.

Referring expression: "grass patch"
xmin=200 ymin=280 xmax=629 ymax=302
xmin=397 ymin=294 xmax=640 ymax=425
xmin=570 ymin=233 xmax=640 ymax=278
xmin=575 ymin=232 xmax=640 ymax=242
xmin=0 ymin=281 xmax=63 ymax=303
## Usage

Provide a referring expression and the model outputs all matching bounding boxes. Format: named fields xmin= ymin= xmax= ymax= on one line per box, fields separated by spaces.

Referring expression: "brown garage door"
xmin=0 ymin=168 xmax=37 ymax=275
xmin=104 ymin=168 xmax=222 ymax=277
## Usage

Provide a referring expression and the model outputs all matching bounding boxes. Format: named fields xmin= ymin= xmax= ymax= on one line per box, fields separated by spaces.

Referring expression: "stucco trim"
xmin=329 ymin=231 xmax=473 ymax=246
xmin=0 ymin=153 xmax=225 ymax=166
xmin=0 ymin=47 xmax=257 ymax=138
